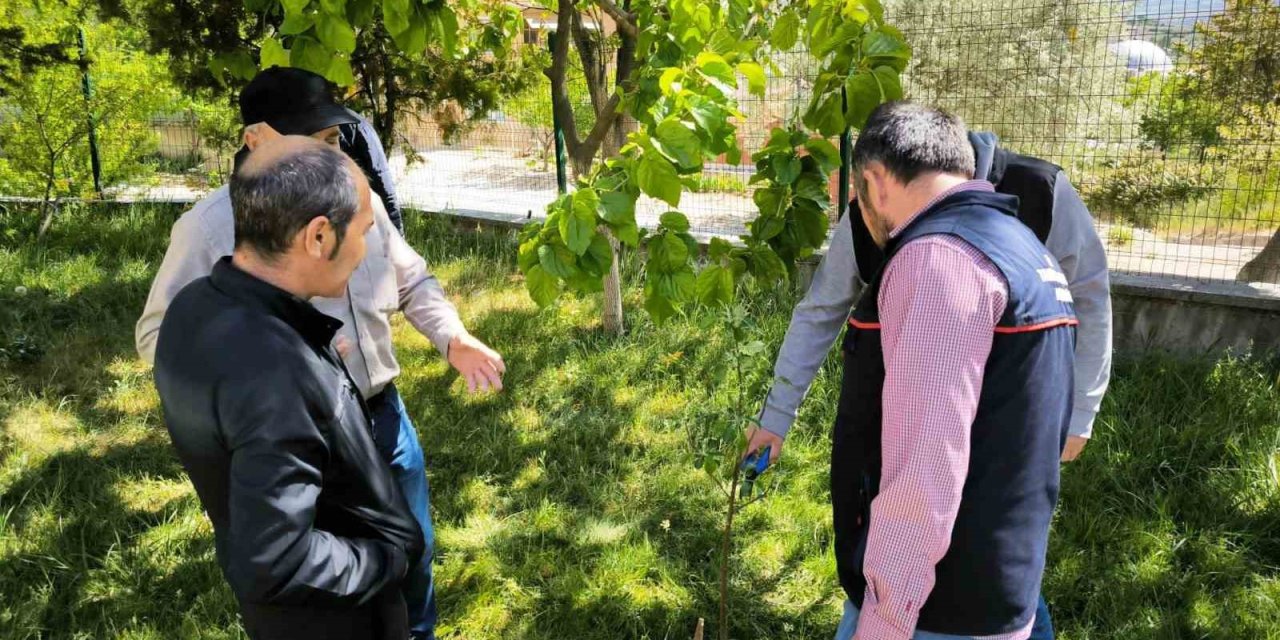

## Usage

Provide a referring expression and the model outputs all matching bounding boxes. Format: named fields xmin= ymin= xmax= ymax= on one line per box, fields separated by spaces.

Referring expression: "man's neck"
xmin=232 ymin=250 xmax=312 ymax=299
xmin=885 ymin=173 xmax=972 ymax=233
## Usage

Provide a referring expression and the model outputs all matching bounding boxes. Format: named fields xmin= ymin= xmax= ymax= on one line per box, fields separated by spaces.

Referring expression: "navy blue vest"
xmin=834 ymin=190 xmax=1077 ymax=635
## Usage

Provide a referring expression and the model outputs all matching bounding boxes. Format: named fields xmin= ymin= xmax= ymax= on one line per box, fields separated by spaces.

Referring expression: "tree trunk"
xmin=36 ymin=162 xmax=56 ymax=240
xmin=596 ymin=16 xmax=638 ymax=336
xmin=601 ymin=229 xmax=625 ymax=334
xmin=1237 ymin=228 xmax=1280 ymax=284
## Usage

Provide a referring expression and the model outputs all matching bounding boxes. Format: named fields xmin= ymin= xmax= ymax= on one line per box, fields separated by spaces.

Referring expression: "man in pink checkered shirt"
xmin=796 ymin=103 xmax=1080 ymax=640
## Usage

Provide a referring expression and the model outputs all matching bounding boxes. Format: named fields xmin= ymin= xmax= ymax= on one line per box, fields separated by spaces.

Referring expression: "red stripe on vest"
xmin=993 ymin=317 xmax=1079 ymax=334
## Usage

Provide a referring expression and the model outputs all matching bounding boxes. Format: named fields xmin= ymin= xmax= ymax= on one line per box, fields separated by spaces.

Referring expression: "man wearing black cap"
xmin=137 ymin=67 xmax=504 ymax=640
xmin=235 ymin=67 xmax=405 ymax=232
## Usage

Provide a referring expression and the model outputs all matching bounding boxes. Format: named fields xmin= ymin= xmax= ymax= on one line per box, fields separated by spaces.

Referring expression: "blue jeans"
xmin=368 ymin=384 xmax=436 ymax=640
xmin=1030 ymin=595 xmax=1054 ymax=640
xmin=835 ymin=596 xmax=1054 ymax=639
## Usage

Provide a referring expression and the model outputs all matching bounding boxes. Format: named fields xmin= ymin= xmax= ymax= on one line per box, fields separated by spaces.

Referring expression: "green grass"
xmin=1 ymin=205 xmax=1278 ymax=639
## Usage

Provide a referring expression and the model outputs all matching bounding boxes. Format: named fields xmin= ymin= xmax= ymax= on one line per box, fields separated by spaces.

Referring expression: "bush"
xmin=1083 ymin=153 xmax=1215 ymax=228
xmin=0 ymin=17 xmax=179 ymax=201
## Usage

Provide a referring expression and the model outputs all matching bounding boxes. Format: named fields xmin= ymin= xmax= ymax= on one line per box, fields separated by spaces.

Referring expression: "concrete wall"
xmin=1111 ymin=274 xmax=1280 ymax=355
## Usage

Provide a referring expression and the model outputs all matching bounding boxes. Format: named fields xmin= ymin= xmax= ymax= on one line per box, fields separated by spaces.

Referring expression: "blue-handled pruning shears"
xmin=739 ymin=445 xmax=771 ymax=499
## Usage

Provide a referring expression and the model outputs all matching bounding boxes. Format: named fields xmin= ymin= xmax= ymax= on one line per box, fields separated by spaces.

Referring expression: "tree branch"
xmin=547 ymin=0 xmax=583 ymax=155
xmin=571 ymin=8 xmax=607 ymax=116
xmin=594 ymin=0 xmax=638 ymax=38
xmin=579 ymin=91 xmax=622 ymax=160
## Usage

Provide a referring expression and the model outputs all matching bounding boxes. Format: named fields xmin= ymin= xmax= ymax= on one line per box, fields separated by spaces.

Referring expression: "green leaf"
xmin=220 ymin=50 xmax=259 ymax=81
xmin=737 ymin=62 xmax=766 ymax=97
xmin=316 ymin=13 xmax=357 ymax=53
xmin=599 ymin=191 xmax=636 ymax=225
xmin=654 ymin=118 xmax=703 ymax=171
xmin=753 ymin=128 xmax=795 ymax=162
xmin=695 ymin=52 xmax=737 ymax=94
xmin=434 ymin=5 xmax=459 ymax=58
xmin=390 ymin=10 xmax=428 ymax=54
xmin=612 ymin=219 xmax=641 ymax=247
xmin=660 ymin=211 xmax=691 ymax=233
xmin=753 ymin=185 xmax=788 ymax=217
xmin=863 ymin=28 xmax=911 ymax=60
xmin=845 ymin=71 xmax=882 ymax=130
xmin=279 ymin=11 xmax=316 ymax=35
xmin=567 ymin=273 xmax=605 ymax=294
xmin=290 ymin=37 xmax=331 ymax=76
xmin=538 ymin=243 xmax=580 ymax=279
xmin=873 ymin=65 xmax=904 ymax=102
xmin=281 ymin=0 xmax=310 ymax=16
xmin=803 ymin=138 xmax=841 ymax=174
xmin=804 ymin=92 xmax=846 ymax=137
xmin=792 ymin=198 xmax=830 ymax=248
xmin=636 ymin=154 xmax=682 ymax=207
xmin=260 ymin=37 xmax=290 ymax=70
xmin=325 ymin=56 xmax=355 ymax=86
xmin=525 ymin=265 xmax=559 ymax=307
xmin=771 ymin=10 xmax=800 ymax=50
xmin=581 ymin=233 xmax=614 ymax=276
xmin=696 ymin=264 xmax=735 ymax=306
xmin=772 ymin=154 xmax=801 ymax=185
xmin=748 ymin=244 xmax=788 ymax=283
xmin=319 ymin=0 xmax=345 ymax=15
xmin=560 ymin=189 xmax=598 ymax=255
xmin=649 ymin=232 xmax=690 ymax=272
xmin=709 ymin=237 xmax=733 ymax=260
xmin=382 ymin=0 xmax=412 ymax=41
xmin=644 ymin=289 xmax=678 ymax=323
xmin=245 ymin=0 xmax=273 ymax=11
xmin=518 ymin=239 xmax=540 ymax=272
xmin=864 ymin=0 xmax=885 ymax=21
xmin=751 ymin=212 xmax=785 ymax=241
xmin=348 ymin=0 xmax=375 ymax=26
xmin=795 ymin=172 xmax=832 ymax=208
xmin=659 ymin=68 xmax=684 ymax=95
xmin=655 ymin=268 xmax=697 ymax=302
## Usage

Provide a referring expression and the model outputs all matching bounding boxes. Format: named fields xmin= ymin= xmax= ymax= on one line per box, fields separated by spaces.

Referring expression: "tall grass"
xmin=0 ymin=205 xmax=1276 ymax=639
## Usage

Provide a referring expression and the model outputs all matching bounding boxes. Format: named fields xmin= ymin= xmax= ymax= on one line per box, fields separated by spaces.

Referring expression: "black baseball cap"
xmin=238 ymin=67 xmax=358 ymax=135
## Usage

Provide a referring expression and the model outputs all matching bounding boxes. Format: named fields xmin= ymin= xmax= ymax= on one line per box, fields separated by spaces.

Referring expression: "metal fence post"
xmin=837 ymin=88 xmax=852 ymax=220
xmin=78 ymin=27 xmax=103 ymax=197
xmin=548 ymin=31 xmax=569 ymax=194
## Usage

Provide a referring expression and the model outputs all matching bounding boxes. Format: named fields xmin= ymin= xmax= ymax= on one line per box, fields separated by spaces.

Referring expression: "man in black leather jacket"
xmin=153 ymin=136 xmax=423 ymax=640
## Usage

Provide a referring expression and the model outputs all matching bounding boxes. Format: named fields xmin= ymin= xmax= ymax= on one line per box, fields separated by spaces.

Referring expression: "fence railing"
xmin=5 ymin=0 xmax=1279 ymax=287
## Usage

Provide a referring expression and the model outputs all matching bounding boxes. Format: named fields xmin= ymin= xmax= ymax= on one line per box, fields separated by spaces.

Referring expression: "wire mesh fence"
xmin=3 ymin=0 xmax=1278 ymax=286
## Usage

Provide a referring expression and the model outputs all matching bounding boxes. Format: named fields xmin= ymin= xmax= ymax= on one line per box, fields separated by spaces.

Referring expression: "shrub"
xmin=1083 ymin=153 xmax=1215 ymax=228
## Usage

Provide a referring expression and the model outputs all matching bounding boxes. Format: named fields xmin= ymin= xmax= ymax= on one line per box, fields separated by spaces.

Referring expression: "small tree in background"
xmin=0 ymin=3 xmax=179 ymax=235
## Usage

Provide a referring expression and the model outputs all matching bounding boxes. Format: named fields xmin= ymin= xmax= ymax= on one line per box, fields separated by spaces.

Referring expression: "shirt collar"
xmin=209 ymin=256 xmax=344 ymax=348
xmin=888 ymin=179 xmax=995 ymax=240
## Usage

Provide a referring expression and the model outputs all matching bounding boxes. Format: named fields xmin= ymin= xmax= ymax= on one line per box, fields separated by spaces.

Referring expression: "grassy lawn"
xmin=1 ymin=205 xmax=1278 ymax=639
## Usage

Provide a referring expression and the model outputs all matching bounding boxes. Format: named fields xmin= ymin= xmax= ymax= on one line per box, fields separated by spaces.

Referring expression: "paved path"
xmin=101 ymin=147 xmax=1275 ymax=285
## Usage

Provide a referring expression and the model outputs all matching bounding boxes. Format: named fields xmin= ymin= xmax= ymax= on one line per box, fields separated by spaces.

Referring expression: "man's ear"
xmin=243 ymin=122 xmax=282 ymax=151
xmin=299 ymin=216 xmax=332 ymax=259
xmin=865 ymin=163 xmax=892 ymax=212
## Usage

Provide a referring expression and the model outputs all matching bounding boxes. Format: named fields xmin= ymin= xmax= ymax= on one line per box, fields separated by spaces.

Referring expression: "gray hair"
xmin=230 ymin=143 xmax=359 ymax=260
xmin=852 ymin=101 xmax=975 ymax=191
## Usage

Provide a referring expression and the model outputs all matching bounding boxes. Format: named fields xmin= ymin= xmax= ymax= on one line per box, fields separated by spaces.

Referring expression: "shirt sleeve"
xmin=855 ymin=237 xmax=1007 ymax=640
xmin=379 ymin=200 xmax=467 ymax=358
xmin=135 ymin=210 xmax=220 ymax=364
xmin=758 ymin=213 xmax=862 ymax=437
xmin=219 ymin=366 xmax=408 ymax=607
xmin=1044 ymin=173 xmax=1113 ymax=439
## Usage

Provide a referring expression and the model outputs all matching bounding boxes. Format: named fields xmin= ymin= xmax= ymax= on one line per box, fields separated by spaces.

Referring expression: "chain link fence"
xmin=4 ymin=0 xmax=1278 ymax=286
